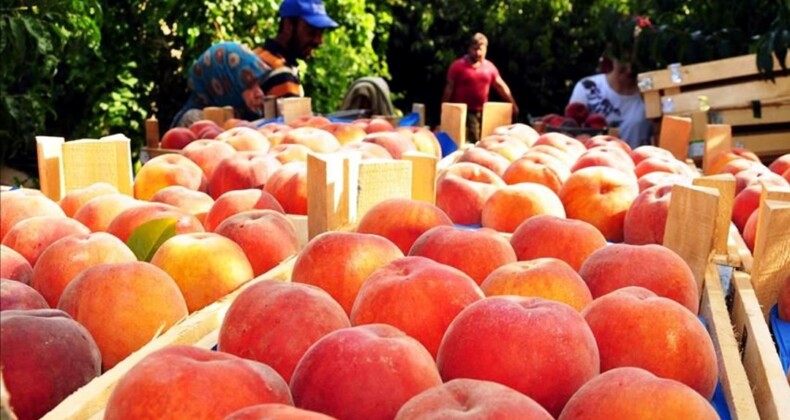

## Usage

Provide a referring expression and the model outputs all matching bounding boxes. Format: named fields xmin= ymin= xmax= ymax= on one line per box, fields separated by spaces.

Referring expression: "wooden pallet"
xmin=638 ymin=54 xmax=790 ymax=161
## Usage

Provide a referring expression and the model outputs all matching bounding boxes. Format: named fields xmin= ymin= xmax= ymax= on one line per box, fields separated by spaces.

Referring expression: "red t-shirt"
xmin=447 ymin=56 xmax=500 ymax=112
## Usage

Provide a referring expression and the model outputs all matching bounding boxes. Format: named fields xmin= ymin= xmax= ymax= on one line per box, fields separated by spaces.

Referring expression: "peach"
xmin=207 ymin=151 xmax=282 ymax=199
xmin=533 ymin=132 xmax=587 ymax=160
xmin=180 ymin=139 xmax=237 ymax=180
xmin=565 ymin=102 xmax=590 ymax=125
xmin=150 ymin=232 xmax=254 ymax=312
xmin=225 ymin=404 xmax=335 ymax=420
xmin=481 ymin=258 xmax=593 ymax=312
xmin=203 ymin=189 xmax=284 ymax=232
xmin=493 ymin=123 xmax=541 ymax=147
xmin=290 ymin=115 xmax=332 ymax=129
xmin=558 ymin=166 xmax=640 ymax=242
xmin=263 ymin=161 xmax=307 ymax=215
xmin=742 ymin=209 xmax=758 ymax=253
xmin=30 ymin=232 xmax=137 ymax=307
xmin=623 ymin=183 xmax=672 ymax=245
xmin=0 ymin=309 xmax=101 ymax=420
xmin=396 ymin=378 xmax=553 ymax=420
xmin=582 ymin=287 xmax=718 ymax=398
xmin=104 ymin=345 xmax=292 ymax=420
xmin=338 ymin=141 xmax=394 ymax=160
xmin=399 ymin=127 xmax=443 ymax=159
xmin=734 ymin=166 xmax=788 ymax=195
xmin=350 ymin=256 xmax=484 ymax=357
xmin=637 ymin=171 xmax=690 ymax=192
xmin=292 ymin=231 xmax=404 ymax=315
xmin=0 ymin=245 xmax=33 ymax=284
xmin=778 ymin=274 xmax=790 ymax=321
xmin=718 ymin=157 xmax=761 ymax=176
xmin=630 ymin=145 xmax=676 ymax=165
xmin=362 ymin=131 xmax=417 ymax=159
xmin=290 ymin=324 xmax=443 ymax=420
xmin=322 ymin=122 xmax=367 ymax=145
xmin=188 ymin=119 xmax=221 ymax=137
xmin=356 ymin=198 xmax=453 ymax=254
xmin=281 ymin=127 xmax=341 ymax=153
xmin=570 ymin=145 xmax=636 ymax=175
xmin=408 ymin=225 xmax=516 ymax=285
xmin=510 ymin=214 xmax=607 ymax=272
xmin=477 ymin=135 xmax=528 ymax=161
xmin=732 ymin=184 xmax=762 ymax=233
xmin=72 ymin=193 xmax=141 ymax=232
xmin=708 ymin=148 xmax=761 ymax=175
xmin=502 ymin=155 xmax=567 ymax=193
xmin=160 ymin=127 xmax=198 ymax=150
xmin=2 ymin=216 xmax=90 ymax=266
xmin=58 ymin=261 xmax=189 ymax=370
xmin=528 ymin=143 xmax=578 ymax=166
xmin=150 ymin=185 xmax=214 ymax=224
xmin=258 ymin=122 xmax=293 ymax=146
xmin=364 ymin=117 xmax=396 ymax=133
xmin=133 ymin=153 xmax=206 ymax=201
xmin=579 ymin=243 xmax=699 ymax=313
xmin=437 ymin=296 xmax=600 ymax=417
xmin=481 ymin=183 xmax=566 ymax=233
xmin=585 ymin=135 xmax=633 ymax=155
xmin=457 ymin=147 xmax=511 ymax=177
xmin=769 ymin=153 xmax=790 ymax=176
xmin=435 ymin=162 xmax=506 ymax=225
xmin=216 ymin=126 xmax=271 ymax=152
xmin=0 ymin=280 xmax=49 ymax=311
xmin=634 ymin=156 xmax=695 ymax=179
xmin=269 ymin=143 xmax=312 ymax=164
xmin=214 ymin=210 xmax=300 ymax=276
xmin=558 ymin=367 xmax=719 ymax=420
xmin=106 ymin=202 xmax=205 ymax=243
xmin=58 ymin=182 xmax=119 ymax=217
xmin=0 ymin=189 xmax=66 ymax=242
xmin=218 ymin=280 xmax=350 ymax=382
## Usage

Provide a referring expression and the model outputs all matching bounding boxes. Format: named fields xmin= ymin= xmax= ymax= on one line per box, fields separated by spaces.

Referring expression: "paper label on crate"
xmin=688 ymin=141 xmax=704 ymax=158
xmin=140 ymin=150 xmax=151 ymax=165
xmin=669 ymin=63 xmax=682 ymax=83
xmin=661 ymin=97 xmax=675 ymax=114
xmin=637 ymin=76 xmax=653 ymax=91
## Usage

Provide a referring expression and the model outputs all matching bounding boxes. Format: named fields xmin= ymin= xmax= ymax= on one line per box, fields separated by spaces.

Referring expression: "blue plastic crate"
xmin=769 ymin=305 xmax=790 ymax=374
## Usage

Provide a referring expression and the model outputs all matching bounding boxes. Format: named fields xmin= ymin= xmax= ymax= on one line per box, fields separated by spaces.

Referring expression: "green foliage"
xmin=126 ymin=217 xmax=177 ymax=262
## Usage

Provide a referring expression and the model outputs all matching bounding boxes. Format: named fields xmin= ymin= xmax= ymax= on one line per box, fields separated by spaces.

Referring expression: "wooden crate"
xmin=638 ymin=54 xmax=790 ymax=161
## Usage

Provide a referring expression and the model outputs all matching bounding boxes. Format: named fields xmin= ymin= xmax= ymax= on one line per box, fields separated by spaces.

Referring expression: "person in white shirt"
xmin=569 ymin=56 xmax=653 ymax=148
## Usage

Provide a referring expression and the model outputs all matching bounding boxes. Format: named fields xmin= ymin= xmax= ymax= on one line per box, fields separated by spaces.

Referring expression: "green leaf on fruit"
xmin=126 ymin=218 xmax=178 ymax=262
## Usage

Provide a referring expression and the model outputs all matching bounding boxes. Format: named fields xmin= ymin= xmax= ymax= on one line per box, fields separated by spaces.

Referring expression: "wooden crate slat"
xmin=480 ymin=102 xmax=513 ymax=140
xmin=713 ymin=102 xmax=790 ymax=126
xmin=402 ymin=151 xmax=438 ymax=204
xmin=657 ymin=115 xmax=692 ymax=160
xmin=663 ymin=76 xmax=790 ymax=117
xmin=735 ymin=132 xmax=790 ymax=155
xmin=356 ymin=159 xmax=412 ymax=218
xmin=750 ymin=199 xmax=790 ymax=318
xmin=693 ymin=174 xmax=736 ymax=256
xmin=440 ymin=103 xmax=467 ymax=148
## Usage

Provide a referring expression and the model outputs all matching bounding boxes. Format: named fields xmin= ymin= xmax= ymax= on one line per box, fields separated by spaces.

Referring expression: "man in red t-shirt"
xmin=442 ymin=33 xmax=519 ymax=143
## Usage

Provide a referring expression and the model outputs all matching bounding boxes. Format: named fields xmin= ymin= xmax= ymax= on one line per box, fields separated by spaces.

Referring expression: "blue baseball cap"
xmin=280 ymin=0 xmax=339 ymax=29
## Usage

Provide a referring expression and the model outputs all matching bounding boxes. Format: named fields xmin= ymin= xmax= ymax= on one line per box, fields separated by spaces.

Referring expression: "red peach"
xmin=510 ymin=214 xmax=607 ymax=272
xmin=203 ymin=189 xmax=285 ymax=232
xmin=0 ymin=280 xmax=49 ymax=311
xmin=481 ymin=183 xmax=566 ymax=233
xmin=356 ymin=198 xmax=453 ymax=254
xmin=623 ymin=184 xmax=672 ymax=245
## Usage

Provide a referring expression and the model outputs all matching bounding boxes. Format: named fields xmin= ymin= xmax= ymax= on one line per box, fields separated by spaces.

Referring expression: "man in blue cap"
xmin=255 ymin=0 xmax=339 ymax=98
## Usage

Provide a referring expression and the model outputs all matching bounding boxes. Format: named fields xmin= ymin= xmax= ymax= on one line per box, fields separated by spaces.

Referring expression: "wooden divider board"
xmin=35 ymin=136 xmax=65 ymax=201
xmin=693 ymin=174 xmax=736 ymax=256
xmin=412 ymin=103 xmax=426 ymax=127
xmin=749 ymin=198 xmax=790 ymax=318
xmin=62 ymin=136 xmax=134 ymax=196
xmin=356 ymin=159 xmax=412 ymax=217
xmin=658 ymin=115 xmax=692 ymax=160
xmin=480 ymin=102 xmax=512 ymax=140
xmin=145 ymin=117 xmax=160 ymax=148
xmin=402 ymin=152 xmax=437 ymax=204
xmin=306 ymin=153 xmax=359 ymax=239
xmin=440 ymin=103 xmax=467 ymax=148
xmin=280 ymin=97 xmax=312 ymax=124
xmin=703 ymin=124 xmax=733 ymax=174
xmin=664 ymin=76 xmax=790 ymax=117
xmin=663 ymin=184 xmax=720 ymax=294
xmin=731 ymin=270 xmax=790 ymax=420
xmin=40 ymin=257 xmax=298 ymax=420
xmin=700 ymin=265 xmax=761 ymax=419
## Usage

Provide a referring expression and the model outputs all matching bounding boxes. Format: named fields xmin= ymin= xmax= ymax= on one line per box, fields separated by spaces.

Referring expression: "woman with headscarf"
xmin=172 ymin=41 xmax=270 ymax=127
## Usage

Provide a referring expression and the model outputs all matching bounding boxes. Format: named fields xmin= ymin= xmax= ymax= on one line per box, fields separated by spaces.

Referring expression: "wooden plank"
xmin=440 ymin=103 xmax=467 ymax=148
xmin=61 ymin=136 xmax=134 ymax=196
xmin=40 ymin=257 xmax=297 ymax=420
xmin=356 ymin=159 xmax=412 ymax=218
xmin=731 ymin=271 xmax=790 ymax=420
xmin=35 ymin=136 xmax=65 ymax=201
xmin=690 ymin=111 xmax=709 ymax=141
xmin=203 ymin=107 xmax=226 ymax=126
xmin=480 ymin=102 xmax=513 ymax=140
xmin=222 ymin=106 xmax=234 ymax=122
xmin=637 ymin=54 xmax=786 ymax=93
xmin=412 ymin=103 xmax=426 ymax=127
xmin=700 ymin=264 xmax=761 ymax=419
xmin=643 ymin=90 xmax=662 ymax=119
xmin=306 ymin=152 xmax=359 ymax=240
xmin=145 ymin=117 xmax=160 ymax=149
xmin=664 ymin=76 xmax=790 ymax=117
xmin=735 ymin=132 xmax=790 ymax=156
xmin=749 ymin=199 xmax=790 ymax=318
xmin=286 ymin=214 xmax=309 ymax=248
xmin=662 ymin=184 xmax=720 ymax=294
xmin=693 ymin=174 xmax=736 ymax=256
xmin=263 ymin=96 xmax=277 ymax=119
xmin=703 ymin=124 xmax=733 ymax=175
xmin=402 ymin=151 xmax=437 ymax=204
xmin=658 ymin=114 xmax=692 ymax=160
xmin=713 ymin=103 xmax=790 ymax=126
xmin=280 ymin=97 xmax=312 ymax=125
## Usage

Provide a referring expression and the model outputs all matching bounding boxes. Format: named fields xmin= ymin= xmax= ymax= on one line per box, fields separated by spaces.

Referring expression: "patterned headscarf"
xmin=187 ymin=41 xmax=269 ymax=109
